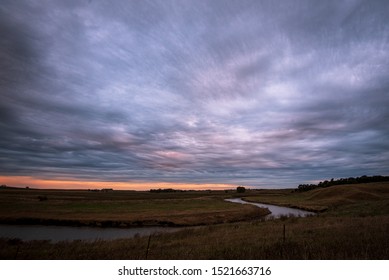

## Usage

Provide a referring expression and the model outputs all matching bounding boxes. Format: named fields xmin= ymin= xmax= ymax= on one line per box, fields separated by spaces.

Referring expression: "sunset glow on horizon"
xmin=0 ymin=176 xmax=238 ymax=191
xmin=1 ymin=1 xmax=388 ymax=189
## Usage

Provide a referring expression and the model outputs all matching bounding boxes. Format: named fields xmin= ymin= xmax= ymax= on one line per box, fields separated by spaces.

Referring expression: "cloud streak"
xmin=1 ymin=0 xmax=389 ymax=188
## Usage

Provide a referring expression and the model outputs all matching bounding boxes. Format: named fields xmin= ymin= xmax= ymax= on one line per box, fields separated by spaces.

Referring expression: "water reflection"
xmin=0 ymin=224 xmax=179 ymax=242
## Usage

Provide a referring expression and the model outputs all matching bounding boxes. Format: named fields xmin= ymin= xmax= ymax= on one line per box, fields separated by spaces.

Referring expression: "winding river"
xmin=225 ymin=198 xmax=315 ymax=219
xmin=0 ymin=199 xmax=314 ymax=242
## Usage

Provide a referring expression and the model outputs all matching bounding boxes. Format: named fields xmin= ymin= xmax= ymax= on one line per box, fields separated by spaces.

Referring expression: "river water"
xmin=0 ymin=224 xmax=179 ymax=242
xmin=0 ymin=199 xmax=314 ymax=242
xmin=225 ymin=198 xmax=315 ymax=219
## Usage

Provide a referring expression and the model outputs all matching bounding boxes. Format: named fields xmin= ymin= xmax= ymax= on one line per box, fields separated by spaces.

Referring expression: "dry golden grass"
xmin=0 ymin=188 xmax=269 ymax=226
xmin=245 ymin=182 xmax=389 ymax=214
xmin=1 ymin=183 xmax=389 ymax=259
xmin=1 ymin=215 xmax=388 ymax=259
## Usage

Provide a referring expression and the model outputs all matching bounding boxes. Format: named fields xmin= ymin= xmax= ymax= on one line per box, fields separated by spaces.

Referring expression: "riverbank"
xmin=0 ymin=224 xmax=180 ymax=242
xmin=2 ymin=214 xmax=388 ymax=259
xmin=0 ymin=206 xmax=268 ymax=228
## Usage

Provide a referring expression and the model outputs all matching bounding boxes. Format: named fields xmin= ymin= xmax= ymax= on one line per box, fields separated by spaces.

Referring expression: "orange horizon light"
xmin=0 ymin=175 xmax=238 ymax=191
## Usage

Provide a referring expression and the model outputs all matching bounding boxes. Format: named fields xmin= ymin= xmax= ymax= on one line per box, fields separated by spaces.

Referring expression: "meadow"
xmin=0 ymin=182 xmax=388 ymax=259
xmin=0 ymin=188 xmax=269 ymax=227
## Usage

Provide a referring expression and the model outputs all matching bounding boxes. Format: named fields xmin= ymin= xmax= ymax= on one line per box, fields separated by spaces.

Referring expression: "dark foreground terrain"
xmin=1 ymin=182 xmax=388 ymax=259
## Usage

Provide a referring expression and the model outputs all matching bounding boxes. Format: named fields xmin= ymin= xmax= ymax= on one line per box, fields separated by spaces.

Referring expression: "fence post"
xmin=145 ymin=234 xmax=152 ymax=260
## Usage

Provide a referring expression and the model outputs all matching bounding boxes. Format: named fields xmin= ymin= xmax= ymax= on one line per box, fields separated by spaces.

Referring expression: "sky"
xmin=1 ymin=0 xmax=389 ymax=190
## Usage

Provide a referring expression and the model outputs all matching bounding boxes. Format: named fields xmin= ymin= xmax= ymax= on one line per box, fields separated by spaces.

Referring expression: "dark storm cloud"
xmin=1 ymin=0 xmax=388 ymax=188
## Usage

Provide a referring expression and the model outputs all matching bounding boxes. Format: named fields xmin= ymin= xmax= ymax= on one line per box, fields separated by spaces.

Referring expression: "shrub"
xmin=236 ymin=186 xmax=246 ymax=193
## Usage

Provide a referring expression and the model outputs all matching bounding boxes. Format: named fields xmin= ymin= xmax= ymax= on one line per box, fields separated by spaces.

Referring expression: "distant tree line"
xmin=88 ymin=188 xmax=113 ymax=192
xmin=296 ymin=175 xmax=389 ymax=192
xmin=149 ymin=188 xmax=185 ymax=193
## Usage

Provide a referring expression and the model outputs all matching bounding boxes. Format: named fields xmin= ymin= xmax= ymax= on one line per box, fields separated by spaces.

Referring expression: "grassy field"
xmin=0 ymin=188 xmax=269 ymax=227
xmin=1 ymin=182 xmax=388 ymax=259
xmin=1 ymin=215 xmax=388 ymax=259
xmin=245 ymin=182 xmax=389 ymax=216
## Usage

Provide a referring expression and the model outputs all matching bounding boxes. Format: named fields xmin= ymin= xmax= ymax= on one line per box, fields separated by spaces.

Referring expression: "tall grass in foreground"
xmin=1 ymin=215 xmax=388 ymax=259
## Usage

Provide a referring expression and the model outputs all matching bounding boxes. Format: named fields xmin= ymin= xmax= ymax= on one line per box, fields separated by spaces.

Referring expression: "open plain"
xmin=1 ymin=182 xmax=388 ymax=259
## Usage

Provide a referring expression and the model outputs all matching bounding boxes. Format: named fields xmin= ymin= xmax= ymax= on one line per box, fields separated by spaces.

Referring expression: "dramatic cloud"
xmin=1 ymin=0 xmax=388 ymax=188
